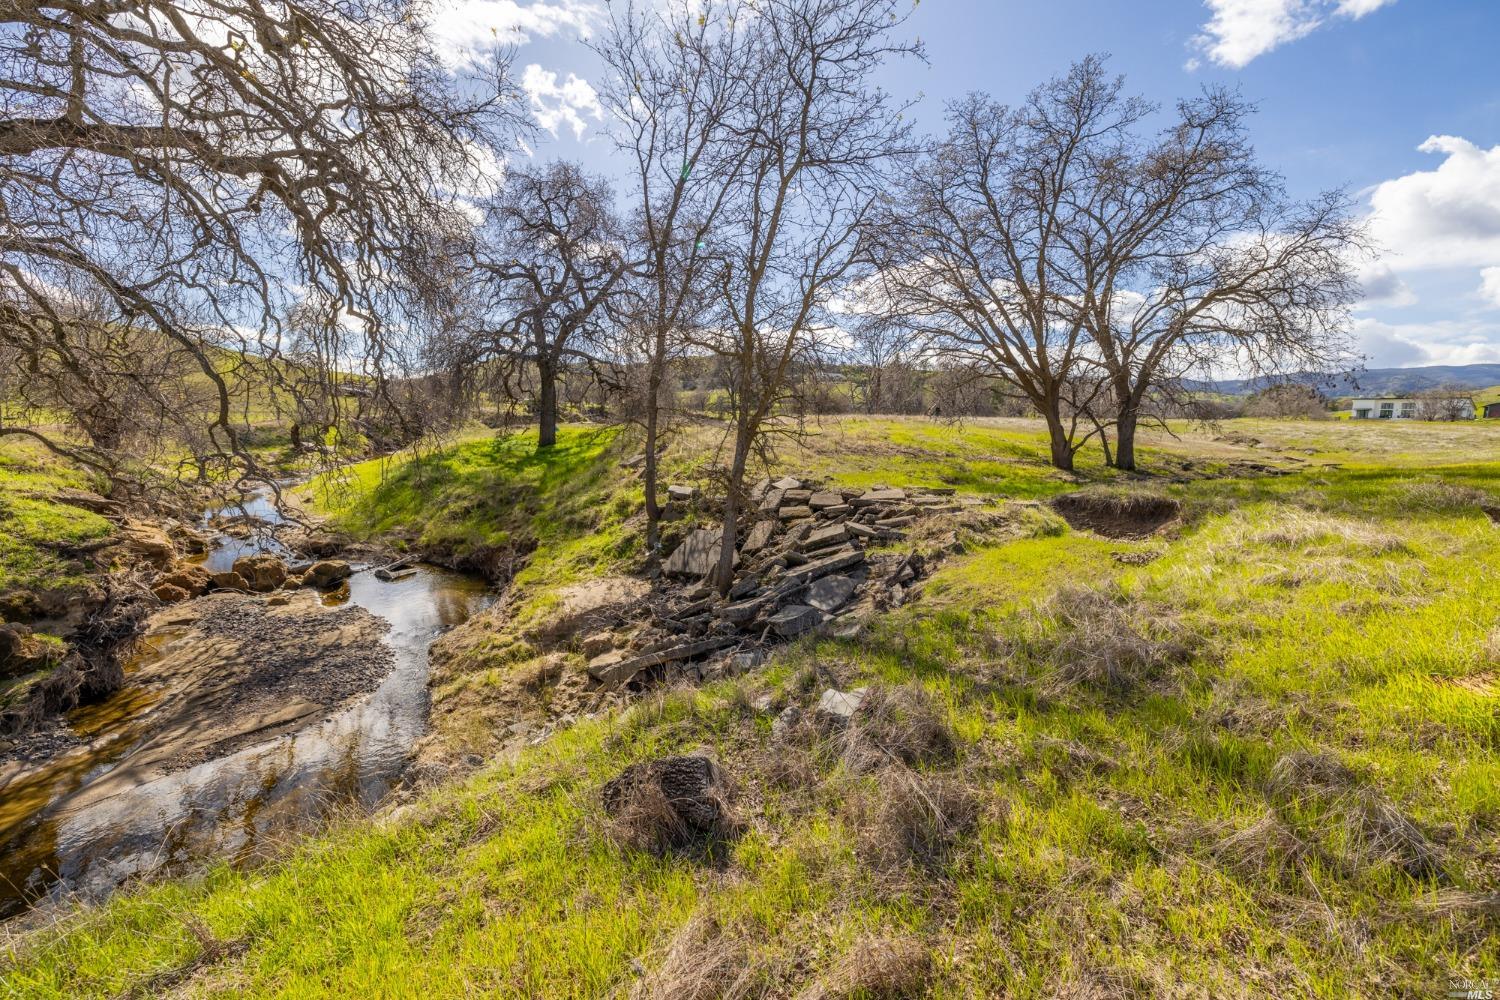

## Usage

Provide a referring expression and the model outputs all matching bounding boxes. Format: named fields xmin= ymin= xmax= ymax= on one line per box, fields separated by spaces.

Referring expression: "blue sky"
xmin=434 ymin=0 xmax=1500 ymax=370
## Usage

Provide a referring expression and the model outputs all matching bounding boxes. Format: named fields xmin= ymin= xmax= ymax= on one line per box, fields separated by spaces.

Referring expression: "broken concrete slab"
xmin=778 ymin=505 xmax=813 ymax=521
xmin=662 ymin=528 xmax=731 ymax=578
xmin=666 ymin=484 xmax=696 ymax=501
xmin=845 ymin=521 xmax=881 ymax=540
xmin=590 ymin=634 xmax=740 ymax=689
xmin=767 ymin=604 xmax=824 ymax=638
xmin=852 ymin=488 xmax=906 ymax=507
xmin=800 ymin=523 xmax=849 ymax=551
xmin=741 ymin=519 xmax=777 ymax=555
xmin=815 ymin=687 xmax=867 ymax=724
xmin=809 ymin=490 xmax=843 ymax=509
xmin=803 ymin=574 xmax=856 ymax=613
xmin=759 ymin=489 xmax=786 ymax=513
xmin=781 ymin=547 xmax=865 ymax=587
xmin=771 ymin=476 xmax=802 ymax=491
xmin=782 ymin=489 xmax=812 ymax=504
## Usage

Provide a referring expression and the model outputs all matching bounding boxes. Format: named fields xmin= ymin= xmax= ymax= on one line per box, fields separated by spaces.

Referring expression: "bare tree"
xmin=470 ymin=161 xmax=628 ymax=448
xmin=1414 ymin=386 xmax=1476 ymax=421
xmin=1052 ymin=59 xmax=1363 ymax=470
xmin=869 ymin=72 xmax=1130 ymax=470
xmin=847 ymin=316 xmax=926 ymax=415
xmin=692 ymin=0 xmax=919 ymax=594
xmin=0 ymin=0 xmax=523 ymax=495
xmin=594 ymin=0 xmax=758 ymax=553
xmin=1242 ymin=383 xmax=1331 ymax=420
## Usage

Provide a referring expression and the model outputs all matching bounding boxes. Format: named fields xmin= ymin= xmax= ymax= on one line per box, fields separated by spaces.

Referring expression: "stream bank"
xmin=0 ymin=494 xmax=494 ymax=921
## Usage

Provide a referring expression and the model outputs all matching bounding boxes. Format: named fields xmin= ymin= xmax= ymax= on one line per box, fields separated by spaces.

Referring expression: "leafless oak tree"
xmin=594 ymin=0 xmax=758 ymax=553
xmin=0 ymin=0 xmax=522 ymax=495
xmin=470 ymin=161 xmax=628 ymax=448
xmin=692 ymin=0 xmax=919 ymax=594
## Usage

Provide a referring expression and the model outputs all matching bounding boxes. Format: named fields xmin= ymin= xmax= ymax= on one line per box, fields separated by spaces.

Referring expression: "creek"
xmin=0 ymin=494 xmax=492 ymax=920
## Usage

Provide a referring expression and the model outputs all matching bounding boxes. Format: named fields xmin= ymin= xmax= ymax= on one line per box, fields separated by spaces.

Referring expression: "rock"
xmin=121 ymin=519 xmax=177 ymax=569
xmin=232 ymin=554 xmax=288 ymax=592
xmin=845 ymin=521 xmax=881 ymax=540
xmin=767 ymin=604 xmax=823 ymax=638
xmin=815 ymin=687 xmax=867 ymax=724
xmin=150 ymin=582 xmax=191 ymax=605
xmin=800 ymin=523 xmax=849 ymax=551
xmin=662 ymin=528 xmax=731 ymax=578
xmin=772 ymin=476 xmax=802 ymax=491
xmin=816 ymin=504 xmax=851 ymax=518
xmin=778 ymin=506 xmax=813 ymax=521
xmin=853 ymin=488 xmax=907 ymax=507
xmin=727 ymin=649 xmax=765 ymax=675
xmin=209 ymin=570 xmax=251 ymax=592
xmin=752 ymin=693 xmax=774 ymax=713
xmin=267 ymin=594 xmax=291 ymax=606
xmin=780 ymin=547 xmax=865 ymax=587
xmin=587 ymin=649 xmax=629 ymax=682
xmin=804 ymin=574 xmax=857 ymax=613
xmin=728 ymin=575 xmax=761 ymax=601
xmin=783 ymin=489 xmax=813 ymax=504
xmin=719 ymin=594 xmax=773 ymax=624
xmin=809 ymin=491 xmax=843 ymax=510
xmin=589 ymin=634 xmax=739 ymax=690
xmin=601 ymin=755 xmax=731 ymax=844
xmin=155 ymin=564 xmax=211 ymax=598
xmin=666 ymin=484 xmax=696 ymax=502
xmin=533 ymin=576 xmax=651 ymax=642
xmin=302 ymin=560 xmax=353 ymax=589
xmin=740 ymin=520 xmax=777 ymax=556
xmin=759 ymin=489 xmax=786 ymax=514
xmin=580 ymin=630 xmax=616 ymax=658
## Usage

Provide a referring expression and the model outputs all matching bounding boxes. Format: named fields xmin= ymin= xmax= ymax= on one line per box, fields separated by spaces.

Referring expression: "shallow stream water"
xmin=0 ymin=495 xmax=491 ymax=919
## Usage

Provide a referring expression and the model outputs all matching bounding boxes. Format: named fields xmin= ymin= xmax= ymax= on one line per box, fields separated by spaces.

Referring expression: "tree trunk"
xmin=713 ymin=421 xmax=751 ymax=596
xmin=289 ymin=422 xmax=302 ymax=450
xmin=537 ymin=356 xmax=558 ymax=449
xmin=1043 ymin=409 xmax=1074 ymax=471
xmin=1114 ymin=410 xmax=1138 ymax=471
xmin=642 ymin=335 xmax=667 ymax=556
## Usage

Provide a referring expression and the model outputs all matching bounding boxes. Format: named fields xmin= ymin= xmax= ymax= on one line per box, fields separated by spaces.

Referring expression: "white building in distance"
xmin=1349 ymin=396 xmax=1476 ymax=420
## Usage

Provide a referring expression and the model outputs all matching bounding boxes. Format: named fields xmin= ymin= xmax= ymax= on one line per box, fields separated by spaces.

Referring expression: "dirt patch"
xmin=1051 ymin=491 xmax=1181 ymax=539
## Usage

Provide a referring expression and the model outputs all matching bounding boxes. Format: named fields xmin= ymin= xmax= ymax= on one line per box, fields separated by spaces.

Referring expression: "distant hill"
xmin=1201 ymin=364 xmax=1500 ymax=397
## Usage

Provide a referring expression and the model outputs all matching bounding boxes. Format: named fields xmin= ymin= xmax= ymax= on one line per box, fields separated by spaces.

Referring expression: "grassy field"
xmin=4 ymin=415 xmax=1499 ymax=998
xmin=0 ymin=440 xmax=116 ymax=603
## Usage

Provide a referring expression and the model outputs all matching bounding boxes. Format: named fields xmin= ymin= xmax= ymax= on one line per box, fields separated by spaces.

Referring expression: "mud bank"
xmin=0 ymin=557 xmax=492 ymax=921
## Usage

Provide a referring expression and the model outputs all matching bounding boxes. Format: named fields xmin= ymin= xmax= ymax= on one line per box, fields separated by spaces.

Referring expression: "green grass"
xmin=5 ymin=417 xmax=1500 ymax=997
xmin=0 ymin=441 xmax=115 ymax=599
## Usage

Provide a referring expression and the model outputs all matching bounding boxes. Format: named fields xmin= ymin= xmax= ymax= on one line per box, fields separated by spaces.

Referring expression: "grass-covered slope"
xmin=4 ymin=417 xmax=1499 ymax=998
xmin=0 ymin=440 xmax=115 ymax=605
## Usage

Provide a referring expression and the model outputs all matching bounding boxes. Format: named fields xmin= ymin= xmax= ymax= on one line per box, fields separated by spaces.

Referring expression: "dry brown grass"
xmin=1266 ymin=751 xmax=1358 ymax=802
xmin=1340 ymin=787 xmax=1443 ymax=880
xmin=1030 ymin=584 xmax=1197 ymax=694
xmin=841 ymin=684 xmax=958 ymax=774
xmin=602 ymin=755 xmax=742 ymax=857
xmin=1209 ymin=810 xmax=1313 ymax=886
xmin=1243 ymin=508 xmax=1409 ymax=556
xmin=1392 ymin=478 xmax=1500 ymax=515
xmin=849 ymin=765 xmax=982 ymax=870
xmin=799 ymin=935 xmax=933 ymax=1000
xmin=628 ymin=911 xmax=770 ymax=1000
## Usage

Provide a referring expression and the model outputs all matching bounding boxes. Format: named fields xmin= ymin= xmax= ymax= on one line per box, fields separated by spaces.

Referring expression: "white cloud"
xmin=520 ymin=63 xmax=602 ymax=140
xmin=1479 ymin=267 xmax=1500 ymax=310
xmin=1191 ymin=0 xmax=1396 ymax=69
xmin=1352 ymin=316 xmax=1500 ymax=368
xmin=1366 ymin=136 xmax=1500 ymax=272
xmin=429 ymin=0 xmax=600 ymax=67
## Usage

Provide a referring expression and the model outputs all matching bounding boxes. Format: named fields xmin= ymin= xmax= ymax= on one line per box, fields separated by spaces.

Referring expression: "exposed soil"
xmin=1051 ymin=491 xmax=1182 ymax=539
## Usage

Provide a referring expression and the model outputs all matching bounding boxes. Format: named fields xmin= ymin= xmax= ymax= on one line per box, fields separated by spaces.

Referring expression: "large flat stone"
xmin=772 ymin=476 xmax=803 ymax=491
xmin=767 ymin=604 xmax=823 ymax=638
xmin=778 ymin=506 xmax=813 ymax=521
xmin=759 ymin=488 xmax=786 ymax=513
xmin=589 ymin=634 xmax=740 ymax=689
xmin=780 ymin=547 xmax=865 ymax=587
xmin=741 ymin=519 xmax=777 ymax=555
xmin=815 ymin=687 xmax=867 ymax=723
xmin=800 ymin=523 xmax=849 ymax=551
xmin=804 ymin=574 xmax=857 ymax=612
xmin=809 ymin=491 xmax=844 ymax=510
xmin=662 ymin=528 xmax=730 ymax=578
xmin=851 ymin=488 xmax=907 ymax=507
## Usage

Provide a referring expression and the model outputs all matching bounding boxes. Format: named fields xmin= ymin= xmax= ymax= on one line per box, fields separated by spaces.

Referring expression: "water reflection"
xmin=0 ymin=533 xmax=492 ymax=917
